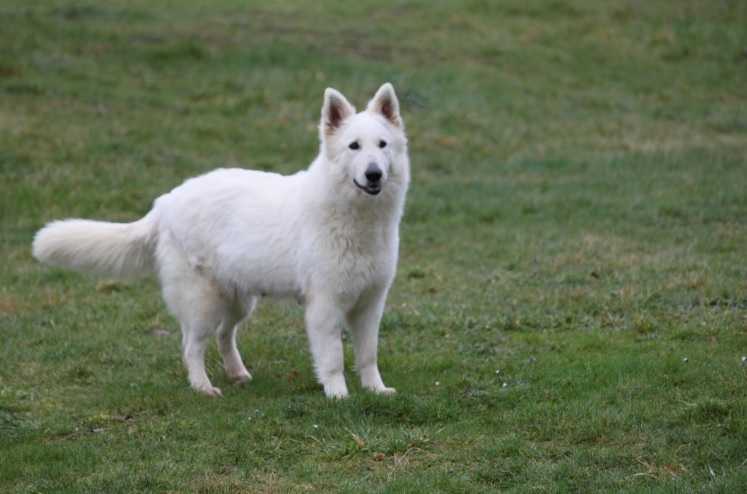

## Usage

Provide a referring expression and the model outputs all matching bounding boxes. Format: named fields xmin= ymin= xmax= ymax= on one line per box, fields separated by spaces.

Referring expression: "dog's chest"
xmin=303 ymin=214 xmax=397 ymax=298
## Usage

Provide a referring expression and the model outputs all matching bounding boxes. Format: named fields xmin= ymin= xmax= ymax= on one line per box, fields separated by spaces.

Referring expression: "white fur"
xmin=32 ymin=83 xmax=410 ymax=399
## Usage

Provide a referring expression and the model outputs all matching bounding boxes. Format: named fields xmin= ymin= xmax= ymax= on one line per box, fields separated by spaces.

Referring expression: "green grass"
xmin=2 ymin=0 xmax=747 ymax=492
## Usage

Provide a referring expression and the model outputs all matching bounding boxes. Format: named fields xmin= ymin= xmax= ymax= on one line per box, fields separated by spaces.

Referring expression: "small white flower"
xmin=434 ymin=381 xmax=440 ymax=386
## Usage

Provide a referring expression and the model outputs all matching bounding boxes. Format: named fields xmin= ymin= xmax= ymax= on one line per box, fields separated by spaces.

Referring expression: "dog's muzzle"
xmin=354 ymin=163 xmax=383 ymax=195
xmin=353 ymin=178 xmax=381 ymax=195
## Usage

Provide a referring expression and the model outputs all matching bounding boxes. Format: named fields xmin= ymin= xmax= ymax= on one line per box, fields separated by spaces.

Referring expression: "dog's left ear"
xmin=367 ymin=82 xmax=402 ymax=128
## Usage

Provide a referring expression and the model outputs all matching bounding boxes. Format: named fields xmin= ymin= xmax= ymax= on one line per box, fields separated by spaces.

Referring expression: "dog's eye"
xmin=379 ymin=140 xmax=387 ymax=148
xmin=348 ymin=141 xmax=360 ymax=150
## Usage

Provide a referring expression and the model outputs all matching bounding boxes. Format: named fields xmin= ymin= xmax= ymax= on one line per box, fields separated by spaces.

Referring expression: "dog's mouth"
xmin=353 ymin=179 xmax=382 ymax=196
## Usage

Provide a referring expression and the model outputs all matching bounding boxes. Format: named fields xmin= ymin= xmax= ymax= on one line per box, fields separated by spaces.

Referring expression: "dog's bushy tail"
xmin=32 ymin=213 xmax=157 ymax=279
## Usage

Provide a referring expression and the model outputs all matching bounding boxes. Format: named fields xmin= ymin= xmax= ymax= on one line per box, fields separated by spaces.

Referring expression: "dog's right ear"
xmin=320 ymin=88 xmax=355 ymax=137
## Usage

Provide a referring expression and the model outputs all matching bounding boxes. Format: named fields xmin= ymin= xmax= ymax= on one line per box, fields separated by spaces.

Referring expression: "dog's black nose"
xmin=365 ymin=163 xmax=382 ymax=183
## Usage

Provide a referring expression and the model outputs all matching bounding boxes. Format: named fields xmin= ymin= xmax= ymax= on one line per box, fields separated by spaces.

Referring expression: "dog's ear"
xmin=367 ymin=82 xmax=402 ymax=127
xmin=321 ymin=88 xmax=355 ymax=136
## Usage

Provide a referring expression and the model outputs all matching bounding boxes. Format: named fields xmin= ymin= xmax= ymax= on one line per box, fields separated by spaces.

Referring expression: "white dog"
xmin=32 ymin=83 xmax=410 ymax=399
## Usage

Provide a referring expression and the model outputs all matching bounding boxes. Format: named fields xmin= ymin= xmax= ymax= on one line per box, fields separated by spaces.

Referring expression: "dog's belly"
xmin=229 ymin=262 xmax=302 ymax=301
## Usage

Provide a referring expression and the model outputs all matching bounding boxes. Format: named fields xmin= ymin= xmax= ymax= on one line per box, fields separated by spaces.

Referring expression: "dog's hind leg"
xmin=170 ymin=290 xmax=227 ymax=396
xmin=217 ymin=297 xmax=256 ymax=384
xmin=158 ymin=247 xmax=228 ymax=396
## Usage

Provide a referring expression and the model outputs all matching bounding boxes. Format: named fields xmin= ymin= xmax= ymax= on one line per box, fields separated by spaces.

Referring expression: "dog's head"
xmin=319 ymin=83 xmax=409 ymax=199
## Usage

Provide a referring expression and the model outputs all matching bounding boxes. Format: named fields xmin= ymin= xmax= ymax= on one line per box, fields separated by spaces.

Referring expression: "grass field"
xmin=2 ymin=1 xmax=747 ymax=492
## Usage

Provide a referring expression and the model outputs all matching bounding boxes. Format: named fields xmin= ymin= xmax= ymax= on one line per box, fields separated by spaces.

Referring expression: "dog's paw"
xmin=194 ymin=384 xmax=223 ymax=397
xmin=323 ymin=380 xmax=350 ymax=400
xmin=372 ymin=386 xmax=397 ymax=396
xmin=325 ymin=389 xmax=350 ymax=399
xmin=321 ymin=373 xmax=349 ymax=399
xmin=229 ymin=370 xmax=253 ymax=385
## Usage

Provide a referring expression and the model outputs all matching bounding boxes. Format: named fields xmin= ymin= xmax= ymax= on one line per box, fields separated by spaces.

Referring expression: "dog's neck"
xmin=303 ymin=155 xmax=406 ymax=234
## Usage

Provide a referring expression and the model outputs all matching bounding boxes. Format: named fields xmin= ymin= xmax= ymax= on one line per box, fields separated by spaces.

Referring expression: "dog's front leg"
xmin=305 ymin=297 xmax=348 ymax=399
xmin=348 ymin=289 xmax=396 ymax=395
